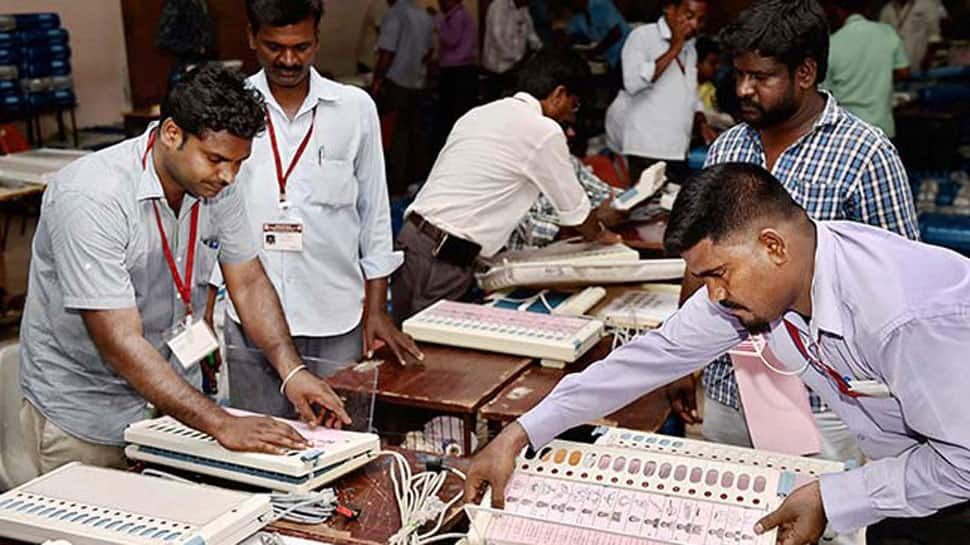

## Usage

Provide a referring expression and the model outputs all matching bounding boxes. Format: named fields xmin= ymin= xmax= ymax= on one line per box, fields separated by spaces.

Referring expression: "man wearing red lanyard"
xmin=206 ymin=0 xmax=422 ymax=419
xmin=465 ymin=163 xmax=970 ymax=545
xmin=16 ymin=64 xmax=349 ymax=479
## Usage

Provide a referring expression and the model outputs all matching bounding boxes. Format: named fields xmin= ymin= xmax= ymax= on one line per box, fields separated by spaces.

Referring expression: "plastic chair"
xmin=0 ymin=124 xmax=30 ymax=155
xmin=0 ymin=343 xmax=39 ymax=490
xmin=582 ymin=153 xmax=631 ymax=189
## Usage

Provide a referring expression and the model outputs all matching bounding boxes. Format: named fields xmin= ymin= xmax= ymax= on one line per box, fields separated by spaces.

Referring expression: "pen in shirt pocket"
xmin=203 ymin=238 xmax=220 ymax=250
xmin=317 ymin=145 xmax=325 ymax=165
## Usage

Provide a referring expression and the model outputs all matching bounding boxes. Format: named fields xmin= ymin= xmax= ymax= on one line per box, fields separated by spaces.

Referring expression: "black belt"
xmin=407 ymin=213 xmax=482 ymax=268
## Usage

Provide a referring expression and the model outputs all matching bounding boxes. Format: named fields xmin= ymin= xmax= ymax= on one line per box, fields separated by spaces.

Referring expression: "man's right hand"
xmin=463 ymin=422 xmax=531 ymax=509
xmin=213 ymin=414 xmax=312 ymax=455
xmin=670 ymin=13 xmax=693 ymax=51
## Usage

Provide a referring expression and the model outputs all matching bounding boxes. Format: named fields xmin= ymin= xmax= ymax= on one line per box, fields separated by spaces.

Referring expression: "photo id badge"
xmin=166 ymin=318 xmax=219 ymax=370
xmin=263 ymin=221 xmax=304 ymax=252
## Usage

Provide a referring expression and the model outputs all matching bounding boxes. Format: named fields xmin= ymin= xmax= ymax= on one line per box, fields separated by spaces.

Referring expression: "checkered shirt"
xmin=703 ymin=92 xmax=920 ymax=412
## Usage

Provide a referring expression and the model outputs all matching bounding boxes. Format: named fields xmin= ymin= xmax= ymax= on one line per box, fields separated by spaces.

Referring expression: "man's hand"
xmin=365 ymin=309 xmax=424 ymax=366
xmin=596 ymin=195 xmax=629 ymax=229
xmin=464 ymin=422 xmax=531 ymax=509
xmin=282 ymin=371 xmax=352 ymax=429
xmin=670 ymin=13 xmax=692 ymax=51
xmin=700 ymin=122 xmax=718 ymax=146
xmin=665 ymin=374 xmax=701 ymax=425
xmin=213 ymin=414 xmax=312 ymax=455
xmin=755 ymin=480 xmax=827 ymax=545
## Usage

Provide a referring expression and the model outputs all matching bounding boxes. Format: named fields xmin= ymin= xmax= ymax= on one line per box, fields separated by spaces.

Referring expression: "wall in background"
xmin=2 ymin=0 xmax=129 ymax=127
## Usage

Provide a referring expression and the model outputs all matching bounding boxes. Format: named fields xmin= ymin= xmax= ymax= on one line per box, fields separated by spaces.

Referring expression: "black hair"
xmin=720 ymin=0 xmax=829 ymax=85
xmin=696 ymin=36 xmax=721 ymax=61
xmin=246 ymin=0 xmax=323 ymax=33
xmin=516 ymin=47 xmax=592 ymax=102
xmin=160 ymin=63 xmax=266 ymax=141
xmin=664 ymin=163 xmax=805 ymax=254
xmin=835 ymin=0 xmax=870 ymax=13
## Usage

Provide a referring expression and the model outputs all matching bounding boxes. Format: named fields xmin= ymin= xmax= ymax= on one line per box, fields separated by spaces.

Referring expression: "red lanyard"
xmin=784 ymin=320 xmax=863 ymax=398
xmin=266 ymin=105 xmax=317 ymax=202
xmin=143 ymin=130 xmax=201 ymax=316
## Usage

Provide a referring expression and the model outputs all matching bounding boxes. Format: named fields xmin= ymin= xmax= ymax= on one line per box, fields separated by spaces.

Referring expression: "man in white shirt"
xmin=209 ymin=0 xmax=422 ymax=419
xmin=482 ymin=0 xmax=543 ymax=99
xmin=392 ymin=49 xmax=621 ymax=323
xmin=605 ymin=0 xmax=716 ymax=182
xmin=879 ymin=0 xmax=946 ymax=72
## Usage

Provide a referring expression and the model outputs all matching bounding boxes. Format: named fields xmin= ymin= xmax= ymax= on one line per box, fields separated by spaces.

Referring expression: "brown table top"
xmin=478 ymin=337 xmax=671 ymax=431
xmin=0 ymin=183 xmax=43 ymax=203
xmin=270 ymin=448 xmax=468 ymax=545
xmin=479 ymin=284 xmax=677 ymax=431
xmin=327 ymin=343 xmax=534 ymax=414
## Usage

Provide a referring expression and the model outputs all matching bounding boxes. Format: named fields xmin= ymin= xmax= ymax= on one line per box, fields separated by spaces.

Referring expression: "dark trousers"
xmin=867 ymin=502 xmax=970 ymax=545
xmin=391 ymin=222 xmax=476 ymax=325
xmin=379 ymin=80 xmax=429 ymax=196
xmin=626 ymin=155 xmax=689 ymax=185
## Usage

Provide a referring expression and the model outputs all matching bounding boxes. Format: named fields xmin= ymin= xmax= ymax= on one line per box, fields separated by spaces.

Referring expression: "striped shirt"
xmin=703 ymin=91 xmax=919 ymax=412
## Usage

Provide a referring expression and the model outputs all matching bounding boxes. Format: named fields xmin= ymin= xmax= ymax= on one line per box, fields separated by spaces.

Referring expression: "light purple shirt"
xmin=436 ymin=3 xmax=478 ymax=68
xmin=519 ymin=220 xmax=970 ymax=532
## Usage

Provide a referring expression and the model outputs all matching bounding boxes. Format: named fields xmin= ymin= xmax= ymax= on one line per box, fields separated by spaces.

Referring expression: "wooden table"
xmin=327 ymin=344 xmax=533 ymax=455
xmin=478 ymin=337 xmax=671 ymax=432
xmin=479 ymin=284 xmax=677 ymax=433
xmin=270 ymin=448 xmax=467 ymax=545
xmin=620 ymin=213 xmax=669 ymax=254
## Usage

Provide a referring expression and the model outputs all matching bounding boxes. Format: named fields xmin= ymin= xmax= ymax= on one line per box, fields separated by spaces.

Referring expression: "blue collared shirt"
xmin=703 ymin=92 xmax=920 ymax=413
xmin=566 ymin=0 xmax=630 ymax=68
xmin=520 ymin=220 xmax=970 ymax=533
xmin=214 ymin=69 xmax=402 ymax=337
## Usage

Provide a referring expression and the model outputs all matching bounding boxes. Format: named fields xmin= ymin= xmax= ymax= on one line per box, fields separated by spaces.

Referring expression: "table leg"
xmin=462 ymin=413 xmax=475 ymax=456
xmin=70 ymin=107 xmax=79 ymax=148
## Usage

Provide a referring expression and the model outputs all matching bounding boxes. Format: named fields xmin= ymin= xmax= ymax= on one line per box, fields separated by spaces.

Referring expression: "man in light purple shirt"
xmin=435 ymin=0 xmax=478 ymax=145
xmin=465 ymin=162 xmax=970 ymax=545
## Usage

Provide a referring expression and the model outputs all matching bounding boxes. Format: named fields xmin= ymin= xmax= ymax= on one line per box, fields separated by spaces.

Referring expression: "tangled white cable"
xmin=382 ymin=450 xmax=468 ymax=545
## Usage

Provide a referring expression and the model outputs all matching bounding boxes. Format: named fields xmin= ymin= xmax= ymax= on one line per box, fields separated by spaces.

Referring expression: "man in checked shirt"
xmin=665 ymin=0 xmax=919 ymax=467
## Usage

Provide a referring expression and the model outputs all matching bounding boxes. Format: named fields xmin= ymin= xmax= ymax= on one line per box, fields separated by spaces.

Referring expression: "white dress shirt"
xmin=605 ymin=17 xmax=703 ymax=160
xmin=482 ymin=0 xmax=542 ymax=74
xmin=213 ymin=69 xmax=402 ymax=336
xmin=407 ymin=92 xmax=591 ymax=258
xmin=879 ymin=0 xmax=944 ymax=70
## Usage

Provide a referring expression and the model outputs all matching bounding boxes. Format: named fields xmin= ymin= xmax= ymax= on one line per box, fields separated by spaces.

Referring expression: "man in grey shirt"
xmin=18 ymin=64 xmax=349 ymax=479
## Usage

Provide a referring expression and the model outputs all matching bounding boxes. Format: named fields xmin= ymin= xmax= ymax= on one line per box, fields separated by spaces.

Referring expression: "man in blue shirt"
xmin=566 ymin=0 xmax=630 ymax=70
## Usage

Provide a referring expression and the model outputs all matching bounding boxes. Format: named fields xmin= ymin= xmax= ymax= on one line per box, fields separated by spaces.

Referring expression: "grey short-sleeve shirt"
xmin=19 ymin=128 xmax=258 ymax=446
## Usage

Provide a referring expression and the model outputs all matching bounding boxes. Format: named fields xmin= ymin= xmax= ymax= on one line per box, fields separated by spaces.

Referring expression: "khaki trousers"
xmin=20 ymin=399 xmax=127 ymax=476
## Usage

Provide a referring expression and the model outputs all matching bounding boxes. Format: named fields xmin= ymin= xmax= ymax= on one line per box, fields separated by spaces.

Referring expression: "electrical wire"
xmin=381 ymin=450 xmax=466 ymax=545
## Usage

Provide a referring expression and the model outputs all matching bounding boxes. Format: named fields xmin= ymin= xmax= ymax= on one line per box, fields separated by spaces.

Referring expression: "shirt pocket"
xmin=789 ymin=180 xmax=846 ymax=220
xmin=194 ymin=238 xmax=220 ymax=287
xmin=310 ymin=159 xmax=358 ymax=208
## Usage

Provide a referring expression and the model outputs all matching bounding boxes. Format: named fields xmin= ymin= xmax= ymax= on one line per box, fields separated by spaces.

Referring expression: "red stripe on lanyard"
xmin=143 ymin=129 xmax=201 ymax=316
xmin=266 ymin=105 xmax=317 ymax=202
xmin=783 ymin=320 xmax=863 ymax=398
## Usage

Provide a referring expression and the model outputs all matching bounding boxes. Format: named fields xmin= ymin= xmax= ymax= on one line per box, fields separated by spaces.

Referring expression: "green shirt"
xmin=825 ymin=14 xmax=909 ymax=137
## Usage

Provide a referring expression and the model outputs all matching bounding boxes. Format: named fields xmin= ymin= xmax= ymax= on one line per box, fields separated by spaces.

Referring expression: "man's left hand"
xmin=365 ymin=310 xmax=424 ymax=366
xmin=755 ymin=480 xmax=827 ymax=545
xmin=283 ymin=371 xmax=352 ymax=429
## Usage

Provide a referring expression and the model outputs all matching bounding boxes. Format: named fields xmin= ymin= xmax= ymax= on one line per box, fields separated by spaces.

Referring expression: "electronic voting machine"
xmin=0 ymin=462 xmax=272 ymax=545
xmin=125 ymin=409 xmax=379 ymax=493
xmin=476 ymin=239 xmax=686 ymax=291
xmin=466 ymin=427 xmax=855 ymax=545
xmin=466 ymin=440 xmax=784 ymax=545
xmin=402 ymin=299 xmax=604 ymax=364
